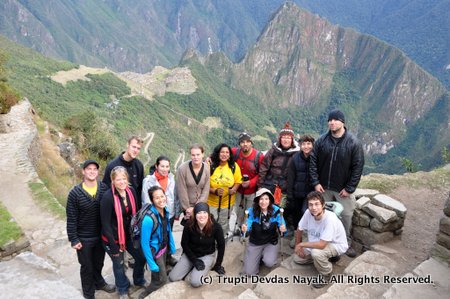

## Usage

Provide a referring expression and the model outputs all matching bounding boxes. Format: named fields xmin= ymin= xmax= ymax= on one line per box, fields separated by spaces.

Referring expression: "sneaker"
xmin=293 ymin=254 xmax=313 ymax=265
xmin=345 ymin=247 xmax=357 ymax=258
xmin=96 ymin=283 xmax=116 ymax=293
xmin=312 ymin=274 xmax=331 ymax=289
xmin=328 ymin=255 xmax=341 ymax=263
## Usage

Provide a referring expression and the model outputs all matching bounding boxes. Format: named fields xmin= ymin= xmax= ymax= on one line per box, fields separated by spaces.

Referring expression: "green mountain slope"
xmin=0 ymin=1 xmax=447 ymax=88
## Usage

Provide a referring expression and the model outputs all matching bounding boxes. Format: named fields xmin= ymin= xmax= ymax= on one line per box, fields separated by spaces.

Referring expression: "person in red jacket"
xmin=231 ymin=132 xmax=264 ymax=234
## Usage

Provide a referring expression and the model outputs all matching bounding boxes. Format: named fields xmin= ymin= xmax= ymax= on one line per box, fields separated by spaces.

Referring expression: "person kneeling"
xmin=293 ymin=191 xmax=348 ymax=288
xmin=242 ymin=188 xmax=286 ymax=275
xmin=169 ymin=202 xmax=226 ymax=287
xmin=139 ymin=186 xmax=176 ymax=299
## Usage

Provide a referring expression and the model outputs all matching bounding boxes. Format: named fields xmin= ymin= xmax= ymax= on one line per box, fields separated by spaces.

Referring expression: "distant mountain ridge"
xmin=0 ymin=3 xmax=449 ymax=174
xmin=0 ymin=0 xmax=448 ymax=88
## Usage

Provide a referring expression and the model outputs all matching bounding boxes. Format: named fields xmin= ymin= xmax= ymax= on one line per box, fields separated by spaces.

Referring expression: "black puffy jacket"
xmin=286 ymin=151 xmax=313 ymax=201
xmin=310 ymin=129 xmax=364 ymax=193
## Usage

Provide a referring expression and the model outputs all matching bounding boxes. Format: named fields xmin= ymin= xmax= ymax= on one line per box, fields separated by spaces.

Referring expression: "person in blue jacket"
xmin=139 ymin=186 xmax=176 ymax=299
xmin=241 ymin=188 xmax=286 ymax=275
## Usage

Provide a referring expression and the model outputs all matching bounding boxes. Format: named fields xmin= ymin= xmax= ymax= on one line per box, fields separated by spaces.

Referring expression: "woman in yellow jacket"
xmin=208 ymin=143 xmax=242 ymax=237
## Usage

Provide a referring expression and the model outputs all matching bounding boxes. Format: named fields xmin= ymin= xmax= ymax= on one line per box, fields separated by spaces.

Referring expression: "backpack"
xmin=235 ymin=148 xmax=262 ymax=173
xmin=324 ymin=201 xmax=344 ymax=219
xmin=130 ymin=203 xmax=159 ymax=249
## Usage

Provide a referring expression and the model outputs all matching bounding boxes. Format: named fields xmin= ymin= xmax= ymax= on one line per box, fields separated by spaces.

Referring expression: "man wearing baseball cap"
xmin=310 ymin=109 xmax=364 ymax=258
xmin=67 ymin=160 xmax=115 ymax=298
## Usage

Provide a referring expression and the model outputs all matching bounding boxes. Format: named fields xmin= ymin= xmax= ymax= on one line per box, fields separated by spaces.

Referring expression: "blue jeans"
xmin=104 ymin=239 xmax=146 ymax=295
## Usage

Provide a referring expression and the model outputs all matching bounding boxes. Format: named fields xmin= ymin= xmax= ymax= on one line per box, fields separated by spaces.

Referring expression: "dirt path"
xmin=142 ymin=132 xmax=154 ymax=167
xmin=0 ymin=100 xmax=83 ymax=292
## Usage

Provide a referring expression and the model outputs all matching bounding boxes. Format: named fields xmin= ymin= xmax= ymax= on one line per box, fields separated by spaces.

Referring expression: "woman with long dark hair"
xmin=241 ymin=188 xmax=286 ymax=275
xmin=207 ymin=143 xmax=242 ymax=235
xmin=100 ymin=166 xmax=146 ymax=299
xmin=139 ymin=186 xmax=176 ymax=299
xmin=168 ymin=202 xmax=226 ymax=287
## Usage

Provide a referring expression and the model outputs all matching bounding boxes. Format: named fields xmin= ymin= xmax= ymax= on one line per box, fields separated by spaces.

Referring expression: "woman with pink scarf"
xmin=100 ymin=166 xmax=147 ymax=299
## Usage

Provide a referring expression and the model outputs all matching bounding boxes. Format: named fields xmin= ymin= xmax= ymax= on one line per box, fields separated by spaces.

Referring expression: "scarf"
xmin=154 ymin=170 xmax=168 ymax=192
xmin=112 ymin=186 xmax=136 ymax=251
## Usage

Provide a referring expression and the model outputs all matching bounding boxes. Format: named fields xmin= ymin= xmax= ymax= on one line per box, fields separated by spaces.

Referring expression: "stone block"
xmin=356 ymin=196 xmax=371 ymax=209
xmin=352 ymin=226 xmax=395 ymax=246
xmin=436 ymin=232 xmax=450 ymax=249
xmin=413 ymin=258 xmax=450 ymax=288
xmin=362 ymin=203 xmax=398 ymax=224
xmin=353 ymin=188 xmax=380 ymax=199
xmin=370 ymin=217 xmax=404 ymax=233
xmin=372 ymin=194 xmax=407 ymax=218
xmin=344 ymin=251 xmax=397 ymax=277
xmin=444 ymin=193 xmax=450 ymax=217
xmin=238 ymin=289 xmax=260 ymax=299
xmin=439 ymin=215 xmax=450 ymax=236
xmin=431 ymin=243 xmax=450 ymax=264
xmin=352 ymin=209 xmax=371 ymax=227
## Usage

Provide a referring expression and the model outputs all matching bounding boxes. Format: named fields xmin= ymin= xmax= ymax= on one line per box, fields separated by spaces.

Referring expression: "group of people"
xmin=66 ymin=109 xmax=365 ymax=298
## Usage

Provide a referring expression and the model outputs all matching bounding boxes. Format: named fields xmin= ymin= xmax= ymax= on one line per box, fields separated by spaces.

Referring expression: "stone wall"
xmin=431 ymin=192 xmax=450 ymax=264
xmin=0 ymin=237 xmax=31 ymax=261
xmin=351 ymin=189 xmax=407 ymax=252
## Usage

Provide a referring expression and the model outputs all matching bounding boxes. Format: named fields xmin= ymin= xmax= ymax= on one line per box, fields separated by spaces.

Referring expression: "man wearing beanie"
xmin=258 ymin=122 xmax=300 ymax=207
xmin=231 ymin=132 xmax=264 ymax=234
xmin=310 ymin=109 xmax=364 ymax=258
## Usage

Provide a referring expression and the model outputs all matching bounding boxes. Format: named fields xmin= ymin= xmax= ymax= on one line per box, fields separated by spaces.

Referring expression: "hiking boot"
xmin=166 ymin=255 xmax=178 ymax=267
xmin=233 ymin=228 xmax=241 ymax=237
xmin=312 ymin=274 xmax=331 ymax=289
xmin=96 ymin=283 xmax=116 ymax=293
xmin=345 ymin=247 xmax=357 ymax=258
xmin=328 ymin=255 xmax=341 ymax=263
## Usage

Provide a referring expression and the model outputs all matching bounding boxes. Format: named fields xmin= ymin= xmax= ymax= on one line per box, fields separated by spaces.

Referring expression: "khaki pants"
xmin=322 ymin=190 xmax=355 ymax=245
xmin=293 ymin=243 xmax=339 ymax=275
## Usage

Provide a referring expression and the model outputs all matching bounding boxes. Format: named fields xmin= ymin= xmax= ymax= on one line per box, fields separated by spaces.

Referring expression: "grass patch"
xmin=0 ymin=202 xmax=23 ymax=247
xmin=28 ymin=181 xmax=66 ymax=219
xmin=360 ymin=166 xmax=450 ymax=194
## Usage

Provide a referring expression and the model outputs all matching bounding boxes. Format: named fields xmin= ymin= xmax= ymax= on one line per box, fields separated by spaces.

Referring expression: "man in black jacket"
xmin=103 ymin=136 xmax=144 ymax=207
xmin=310 ymin=109 xmax=364 ymax=257
xmin=66 ymin=160 xmax=115 ymax=299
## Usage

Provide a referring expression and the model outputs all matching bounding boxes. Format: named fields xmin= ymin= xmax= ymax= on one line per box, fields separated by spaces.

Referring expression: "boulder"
xmin=355 ymin=197 xmax=371 ymax=210
xmin=439 ymin=215 xmax=450 ymax=236
xmin=444 ymin=193 xmax=450 ymax=217
xmin=352 ymin=209 xmax=371 ymax=227
xmin=372 ymin=194 xmax=407 ymax=218
xmin=430 ymin=243 xmax=450 ymax=264
xmin=436 ymin=232 xmax=450 ymax=249
xmin=362 ymin=204 xmax=398 ymax=224
xmin=353 ymin=189 xmax=380 ymax=199
xmin=352 ymin=226 xmax=395 ymax=246
xmin=370 ymin=217 xmax=404 ymax=233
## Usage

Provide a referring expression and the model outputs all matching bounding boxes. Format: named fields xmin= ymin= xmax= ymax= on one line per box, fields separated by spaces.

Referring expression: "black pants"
xmin=285 ymin=197 xmax=307 ymax=229
xmin=77 ymin=238 xmax=107 ymax=298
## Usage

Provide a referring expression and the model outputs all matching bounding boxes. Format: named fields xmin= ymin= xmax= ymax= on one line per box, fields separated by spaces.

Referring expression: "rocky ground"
xmin=0 ymin=99 xmax=449 ymax=299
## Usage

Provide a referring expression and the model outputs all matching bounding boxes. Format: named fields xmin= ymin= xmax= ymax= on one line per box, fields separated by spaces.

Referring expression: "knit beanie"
xmin=194 ymin=202 xmax=210 ymax=215
xmin=328 ymin=109 xmax=345 ymax=123
xmin=279 ymin=122 xmax=294 ymax=137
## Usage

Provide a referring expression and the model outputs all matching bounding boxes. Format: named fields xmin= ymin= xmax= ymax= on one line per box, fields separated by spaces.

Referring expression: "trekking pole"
xmin=217 ymin=194 xmax=222 ymax=223
xmin=231 ymin=192 xmax=243 ymax=243
xmin=241 ymin=209 xmax=249 ymax=243
xmin=279 ymin=208 xmax=284 ymax=261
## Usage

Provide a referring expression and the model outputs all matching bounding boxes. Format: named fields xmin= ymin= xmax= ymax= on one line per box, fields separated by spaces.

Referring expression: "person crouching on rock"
xmin=169 ymin=202 xmax=226 ymax=287
xmin=293 ymin=191 xmax=348 ymax=288
xmin=100 ymin=166 xmax=147 ymax=299
xmin=139 ymin=186 xmax=176 ymax=299
xmin=241 ymin=188 xmax=286 ymax=275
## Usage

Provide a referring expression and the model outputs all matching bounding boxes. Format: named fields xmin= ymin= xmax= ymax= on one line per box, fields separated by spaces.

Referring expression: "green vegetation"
xmin=28 ymin=181 xmax=66 ymax=219
xmin=0 ymin=203 xmax=22 ymax=247
xmin=0 ymin=51 xmax=19 ymax=114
